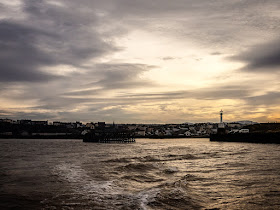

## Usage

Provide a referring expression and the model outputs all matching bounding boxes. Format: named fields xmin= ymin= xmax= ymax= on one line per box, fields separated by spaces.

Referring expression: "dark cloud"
xmin=211 ymin=52 xmax=222 ymax=56
xmin=0 ymin=109 xmax=57 ymax=121
xmin=162 ymin=57 xmax=176 ymax=61
xmin=56 ymin=107 xmax=143 ymax=123
xmin=62 ymin=89 xmax=102 ymax=97
xmin=62 ymin=63 xmax=157 ymax=98
xmin=245 ymin=92 xmax=280 ymax=106
xmin=232 ymin=39 xmax=280 ymax=72
xmin=97 ymin=0 xmax=280 ymax=49
xmin=34 ymin=96 xmax=93 ymax=111
xmin=23 ymin=0 xmax=118 ymax=65
xmin=0 ymin=0 xmax=119 ymax=83
xmin=0 ymin=21 xmax=61 ymax=82
xmin=195 ymin=87 xmax=251 ymax=100
xmin=118 ymin=85 xmax=251 ymax=101
xmin=92 ymin=63 xmax=157 ymax=90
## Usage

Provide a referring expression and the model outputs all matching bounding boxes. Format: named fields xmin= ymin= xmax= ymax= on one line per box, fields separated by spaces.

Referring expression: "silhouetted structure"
xmin=217 ymin=110 xmax=226 ymax=135
xmin=210 ymin=132 xmax=280 ymax=144
xmin=211 ymin=112 xmax=280 ymax=144
xmin=83 ymin=126 xmax=135 ymax=143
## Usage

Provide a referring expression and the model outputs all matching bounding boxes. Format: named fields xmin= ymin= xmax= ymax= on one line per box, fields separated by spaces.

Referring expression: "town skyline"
xmin=1 ymin=117 xmax=261 ymax=139
xmin=1 ymin=1 xmax=280 ymax=123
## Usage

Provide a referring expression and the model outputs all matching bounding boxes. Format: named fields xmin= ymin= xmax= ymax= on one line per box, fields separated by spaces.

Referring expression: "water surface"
xmin=0 ymin=138 xmax=280 ymax=209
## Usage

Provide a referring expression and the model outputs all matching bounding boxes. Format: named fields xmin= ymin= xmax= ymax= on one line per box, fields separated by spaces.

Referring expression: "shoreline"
xmin=0 ymin=135 xmax=209 ymax=139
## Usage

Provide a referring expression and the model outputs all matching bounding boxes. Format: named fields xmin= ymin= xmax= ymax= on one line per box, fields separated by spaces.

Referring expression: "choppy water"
xmin=0 ymin=138 xmax=280 ymax=209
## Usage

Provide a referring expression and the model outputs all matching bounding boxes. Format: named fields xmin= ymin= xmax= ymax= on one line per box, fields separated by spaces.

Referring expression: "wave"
xmin=122 ymin=174 xmax=164 ymax=183
xmin=144 ymin=175 xmax=203 ymax=209
xmin=163 ymin=166 xmax=179 ymax=174
xmin=132 ymin=154 xmax=197 ymax=163
xmin=139 ymin=155 xmax=161 ymax=162
xmin=105 ymin=153 xmax=197 ymax=165
xmin=117 ymin=163 xmax=157 ymax=172
xmin=164 ymin=154 xmax=197 ymax=160
xmin=103 ymin=157 xmax=132 ymax=163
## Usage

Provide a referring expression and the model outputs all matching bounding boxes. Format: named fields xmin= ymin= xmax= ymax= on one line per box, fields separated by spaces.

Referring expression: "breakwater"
xmin=83 ymin=129 xmax=135 ymax=143
xmin=144 ymin=135 xmax=209 ymax=139
xmin=210 ymin=132 xmax=280 ymax=144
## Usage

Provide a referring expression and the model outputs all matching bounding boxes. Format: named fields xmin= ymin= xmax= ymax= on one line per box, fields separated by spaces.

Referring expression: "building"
xmin=86 ymin=123 xmax=95 ymax=129
xmin=0 ymin=119 xmax=15 ymax=124
xmin=97 ymin=122 xmax=106 ymax=128
xmin=239 ymin=129 xmax=249 ymax=133
xmin=31 ymin=121 xmax=48 ymax=126
xmin=18 ymin=119 xmax=32 ymax=125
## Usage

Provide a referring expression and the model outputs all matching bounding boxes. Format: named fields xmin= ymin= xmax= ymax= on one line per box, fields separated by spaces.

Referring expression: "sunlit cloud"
xmin=0 ymin=0 xmax=280 ymax=123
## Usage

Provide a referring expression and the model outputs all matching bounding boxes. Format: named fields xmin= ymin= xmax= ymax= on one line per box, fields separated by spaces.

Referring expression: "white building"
xmin=136 ymin=130 xmax=145 ymax=136
xmin=239 ymin=129 xmax=249 ymax=133
xmin=184 ymin=131 xmax=192 ymax=136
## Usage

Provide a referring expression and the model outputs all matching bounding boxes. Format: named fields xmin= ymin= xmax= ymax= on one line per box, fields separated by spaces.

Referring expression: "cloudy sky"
xmin=1 ymin=0 xmax=280 ymax=123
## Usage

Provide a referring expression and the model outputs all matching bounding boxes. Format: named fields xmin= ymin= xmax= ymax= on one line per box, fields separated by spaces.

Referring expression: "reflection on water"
xmin=0 ymin=138 xmax=280 ymax=209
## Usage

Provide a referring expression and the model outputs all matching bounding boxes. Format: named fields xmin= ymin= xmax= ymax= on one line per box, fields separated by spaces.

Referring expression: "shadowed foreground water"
xmin=0 ymin=138 xmax=280 ymax=209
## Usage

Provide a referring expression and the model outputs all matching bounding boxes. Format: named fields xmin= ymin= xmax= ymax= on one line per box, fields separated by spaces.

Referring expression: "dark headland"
xmin=210 ymin=123 xmax=280 ymax=144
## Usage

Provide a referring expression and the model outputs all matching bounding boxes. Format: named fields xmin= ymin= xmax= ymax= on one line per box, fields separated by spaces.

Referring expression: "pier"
xmin=83 ymin=129 xmax=135 ymax=143
xmin=210 ymin=132 xmax=280 ymax=144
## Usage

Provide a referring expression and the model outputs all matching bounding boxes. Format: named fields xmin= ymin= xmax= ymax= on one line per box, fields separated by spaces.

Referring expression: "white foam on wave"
xmin=53 ymin=163 xmax=117 ymax=196
xmin=53 ymin=162 xmax=163 ymax=209
xmin=137 ymin=188 xmax=161 ymax=210
xmin=55 ymin=163 xmax=88 ymax=183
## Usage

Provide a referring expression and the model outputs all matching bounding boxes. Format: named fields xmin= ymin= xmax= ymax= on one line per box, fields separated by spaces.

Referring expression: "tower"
xmin=220 ymin=110 xmax=223 ymax=123
xmin=218 ymin=109 xmax=225 ymax=134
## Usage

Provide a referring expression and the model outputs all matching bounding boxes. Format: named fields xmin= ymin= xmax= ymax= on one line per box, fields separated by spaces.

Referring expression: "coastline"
xmin=0 ymin=135 xmax=209 ymax=140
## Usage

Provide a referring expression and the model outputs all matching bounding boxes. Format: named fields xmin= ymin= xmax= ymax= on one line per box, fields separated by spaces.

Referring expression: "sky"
xmin=1 ymin=0 xmax=280 ymax=123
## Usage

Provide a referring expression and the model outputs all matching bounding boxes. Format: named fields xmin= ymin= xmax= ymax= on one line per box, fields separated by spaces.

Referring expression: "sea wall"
xmin=210 ymin=132 xmax=280 ymax=144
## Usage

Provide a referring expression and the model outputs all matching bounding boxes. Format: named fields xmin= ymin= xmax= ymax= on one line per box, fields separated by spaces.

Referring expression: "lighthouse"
xmin=218 ymin=109 xmax=225 ymax=134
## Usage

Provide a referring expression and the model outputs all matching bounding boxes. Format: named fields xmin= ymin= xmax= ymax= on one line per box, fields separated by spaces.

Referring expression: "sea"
xmin=0 ymin=138 xmax=280 ymax=210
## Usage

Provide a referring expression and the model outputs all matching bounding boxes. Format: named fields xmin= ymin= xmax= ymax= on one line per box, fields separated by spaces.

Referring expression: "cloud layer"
xmin=1 ymin=0 xmax=280 ymax=123
xmin=232 ymin=38 xmax=280 ymax=72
